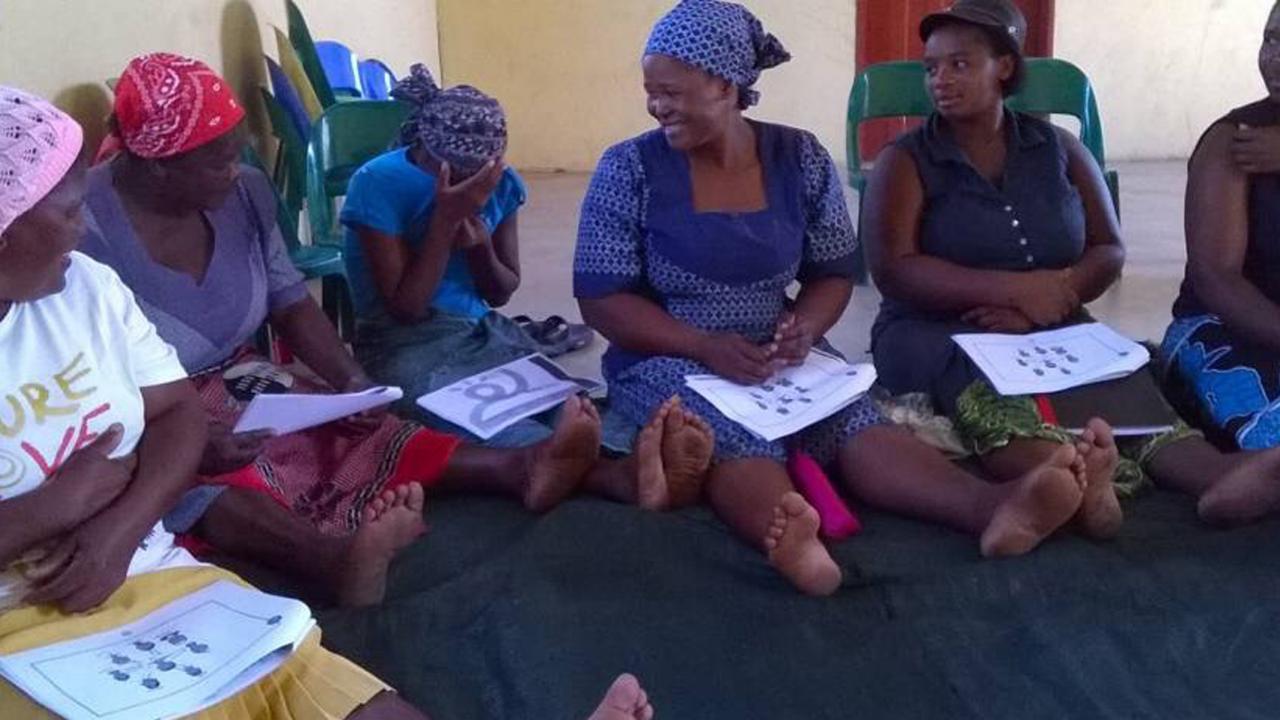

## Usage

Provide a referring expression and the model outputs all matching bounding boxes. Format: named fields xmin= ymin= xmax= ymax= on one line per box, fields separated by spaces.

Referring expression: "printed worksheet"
xmin=233 ymin=386 xmax=404 ymax=435
xmin=416 ymin=354 xmax=600 ymax=439
xmin=685 ymin=350 xmax=877 ymax=441
xmin=952 ymin=323 xmax=1150 ymax=396
xmin=0 ymin=581 xmax=314 ymax=720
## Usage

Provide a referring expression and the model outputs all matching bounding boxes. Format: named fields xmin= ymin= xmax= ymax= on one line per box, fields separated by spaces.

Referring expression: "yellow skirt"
xmin=0 ymin=566 xmax=388 ymax=720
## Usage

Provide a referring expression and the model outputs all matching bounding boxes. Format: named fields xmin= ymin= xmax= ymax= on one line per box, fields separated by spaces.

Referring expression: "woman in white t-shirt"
xmin=0 ymin=86 xmax=655 ymax=720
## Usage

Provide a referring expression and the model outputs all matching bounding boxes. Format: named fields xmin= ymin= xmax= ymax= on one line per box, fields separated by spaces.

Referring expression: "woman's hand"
xmin=1232 ymin=124 xmax=1280 ymax=174
xmin=1011 ymin=270 xmax=1079 ymax=327
xmin=335 ymin=376 xmax=386 ymax=436
xmin=454 ymin=215 xmax=490 ymax=251
xmin=25 ymin=513 xmax=145 ymax=613
xmin=434 ymin=161 xmax=504 ymax=226
xmin=200 ymin=420 xmax=271 ymax=475
xmin=695 ymin=332 xmax=773 ymax=385
xmin=42 ymin=423 xmax=135 ymax=529
xmin=961 ymin=306 xmax=1035 ymax=333
xmin=768 ymin=312 xmax=814 ymax=369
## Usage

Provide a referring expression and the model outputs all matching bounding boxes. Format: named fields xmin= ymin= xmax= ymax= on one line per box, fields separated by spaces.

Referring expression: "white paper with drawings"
xmin=416 ymin=354 xmax=600 ymax=440
xmin=684 ymin=350 xmax=877 ymax=442
xmin=0 ymin=580 xmax=314 ymax=720
xmin=951 ymin=323 xmax=1150 ymax=396
xmin=233 ymin=386 xmax=404 ymax=435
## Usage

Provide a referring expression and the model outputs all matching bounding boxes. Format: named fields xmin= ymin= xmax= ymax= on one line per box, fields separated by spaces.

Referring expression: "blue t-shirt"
xmin=340 ymin=147 xmax=527 ymax=319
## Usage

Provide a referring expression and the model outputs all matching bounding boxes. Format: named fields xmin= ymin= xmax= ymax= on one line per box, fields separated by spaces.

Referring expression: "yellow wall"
xmin=0 ymin=0 xmax=440 ymax=156
xmin=1055 ymin=0 xmax=1274 ymax=160
xmin=438 ymin=0 xmax=856 ymax=172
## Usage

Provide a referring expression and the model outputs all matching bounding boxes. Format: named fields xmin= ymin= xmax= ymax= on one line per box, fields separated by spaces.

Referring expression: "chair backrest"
xmin=315 ymin=40 xmax=363 ymax=98
xmin=359 ymin=59 xmax=397 ymax=101
xmin=265 ymin=56 xmax=312 ymax=141
xmin=846 ymin=58 xmax=1110 ymax=183
xmin=306 ymin=100 xmax=412 ymax=246
xmin=1006 ymin=58 xmax=1107 ymax=169
xmin=286 ymin=0 xmax=338 ymax=108
xmin=258 ymin=87 xmax=307 ymax=224
xmin=845 ymin=61 xmax=934 ymax=185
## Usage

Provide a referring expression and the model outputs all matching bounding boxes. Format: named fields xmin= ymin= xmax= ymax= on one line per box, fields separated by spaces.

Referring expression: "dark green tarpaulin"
xmin=274 ymin=491 xmax=1280 ymax=719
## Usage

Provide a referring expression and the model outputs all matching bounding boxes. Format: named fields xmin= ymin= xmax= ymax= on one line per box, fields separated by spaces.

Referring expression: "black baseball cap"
xmin=920 ymin=0 xmax=1028 ymax=55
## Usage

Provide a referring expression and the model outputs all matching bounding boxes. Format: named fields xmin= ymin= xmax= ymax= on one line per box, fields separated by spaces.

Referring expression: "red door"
xmin=854 ymin=0 xmax=1056 ymax=162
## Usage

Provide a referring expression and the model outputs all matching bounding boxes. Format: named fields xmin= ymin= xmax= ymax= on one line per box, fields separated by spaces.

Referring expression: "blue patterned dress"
xmin=574 ymin=121 xmax=883 ymax=465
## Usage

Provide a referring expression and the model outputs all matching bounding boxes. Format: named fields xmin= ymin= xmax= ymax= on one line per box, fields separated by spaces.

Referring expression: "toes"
xmin=778 ymin=491 xmax=810 ymax=518
xmin=406 ymin=482 xmax=426 ymax=513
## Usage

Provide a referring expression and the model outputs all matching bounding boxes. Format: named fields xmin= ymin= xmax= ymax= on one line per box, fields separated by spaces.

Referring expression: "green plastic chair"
xmin=286 ymin=0 xmax=337 ymax=109
xmin=305 ymin=99 xmax=411 ymax=248
xmin=258 ymin=87 xmax=307 ymax=229
xmin=1008 ymin=58 xmax=1121 ymax=217
xmin=242 ymin=144 xmax=351 ymax=335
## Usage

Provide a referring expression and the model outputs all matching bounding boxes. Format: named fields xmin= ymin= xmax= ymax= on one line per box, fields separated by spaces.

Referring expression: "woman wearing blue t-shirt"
xmin=343 ymin=66 xmax=714 ymax=509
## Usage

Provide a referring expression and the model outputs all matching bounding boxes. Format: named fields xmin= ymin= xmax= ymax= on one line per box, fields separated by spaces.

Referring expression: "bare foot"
xmin=763 ymin=492 xmax=842 ymax=596
xmin=660 ymin=397 xmax=715 ymax=508
xmin=632 ymin=403 xmax=670 ymax=511
xmin=525 ymin=396 xmax=601 ymax=512
xmin=1074 ymin=418 xmax=1123 ymax=540
xmin=587 ymin=673 xmax=654 ymax=720
xmin=1198 ymin=445 xmax=1280 ymax=526
xmin=980 ymin=445 xmax=1085 ymax=558
xmin=337 ymin=483 xmax=427 ymax=607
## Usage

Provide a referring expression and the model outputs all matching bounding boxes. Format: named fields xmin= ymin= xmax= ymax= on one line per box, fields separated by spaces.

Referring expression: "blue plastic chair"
xmin=359 ymin=59 xmax=396 ymax=100
xmin=315 ymin=40 xmax=363 ymax=98
xmin=265 ymin=56 xmax=311 ymax=142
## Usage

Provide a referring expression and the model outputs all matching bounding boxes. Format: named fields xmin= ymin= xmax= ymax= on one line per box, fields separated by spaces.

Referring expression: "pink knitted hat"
xmin=0 ymin=86 xmax=84 ymax=237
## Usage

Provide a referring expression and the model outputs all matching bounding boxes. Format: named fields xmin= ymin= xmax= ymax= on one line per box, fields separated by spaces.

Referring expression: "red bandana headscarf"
xmin=113 ymin=53 xmax=245 ymax=159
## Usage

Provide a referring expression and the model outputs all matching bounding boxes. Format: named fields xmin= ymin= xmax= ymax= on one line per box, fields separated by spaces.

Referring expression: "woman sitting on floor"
xmin=80 ymin=53 xmax=708 ymax=609
xmin=1159 ymin=3 xmax=1280 ymax=522
xmin=573 ymin=0 xmax=1107 ymax=596
xmin=343 ymin=64 xmax=713 ymax=509
xmin=0 ymin=83 xmax=432 ymax=720
xmin=864 ymin=0 xmax=1280 ymax=531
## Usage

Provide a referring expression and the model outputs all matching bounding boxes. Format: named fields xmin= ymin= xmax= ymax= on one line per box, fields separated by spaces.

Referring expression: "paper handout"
xmin=951 ymin=323 xmax=1150 ymax=396
xmin=0 ymin=580 xmax=315 ymax=720
xmin=416 ymin=354 xmax=600 ymax=440
xmin=685 ymin=350 xmax=877 ymax=442
xmin=233 ymin=386 xmax=404 ymax=435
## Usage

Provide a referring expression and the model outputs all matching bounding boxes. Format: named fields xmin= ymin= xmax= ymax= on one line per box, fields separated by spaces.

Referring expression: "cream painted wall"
xmin=0 ymin=0 xmax=439 ymax=156
xmin=1055 ymin=0 xmax=1274 ymax=160
xmin=437 ymin=0 xmax=856 ymax=172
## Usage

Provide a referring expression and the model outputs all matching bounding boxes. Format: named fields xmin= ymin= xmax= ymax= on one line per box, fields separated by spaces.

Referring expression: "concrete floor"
xmin=508 ymin=160 xmax=1190 ymax=381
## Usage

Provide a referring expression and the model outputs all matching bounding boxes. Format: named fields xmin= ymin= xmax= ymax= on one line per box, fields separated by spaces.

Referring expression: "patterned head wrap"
xmin=392 ymin=64 xmax=506 ymax=177
xmin=0 ymin=87 xmax=84 ymax=237
xmin=113 ymin=53 xmax=245 ymax=159
xmin=644 ymin=0 xmax=791 ymax=109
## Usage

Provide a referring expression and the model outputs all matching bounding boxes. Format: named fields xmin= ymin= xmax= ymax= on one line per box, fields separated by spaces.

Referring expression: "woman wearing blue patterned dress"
xmin=575 ymin=0 xmax=1094 ymax=596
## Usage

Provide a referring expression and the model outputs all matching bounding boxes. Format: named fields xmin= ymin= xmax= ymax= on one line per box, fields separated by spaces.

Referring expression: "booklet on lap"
xmin=0 ymin=581 xmax=315 ymax=720
xmin=684 ymin=350 xmax=877 ymax=442
xmin=952 ymin=323 xmax=1150 ymax=396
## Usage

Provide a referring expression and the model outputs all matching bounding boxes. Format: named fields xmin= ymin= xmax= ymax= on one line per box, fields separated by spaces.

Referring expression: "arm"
xmin=359 ymin=161 xmax=504 ymax=323
xmin=1184 ymin=123 xmax=1280 ymax=352
xmin=460 ymin=213 xmax=521 ymax=307
xmin=866 ymin=146 xmax=1036 ymax=312
xmin=29 ymin=380 xmax=208 ymax=612
xmin=1055 ymin=128 xmax=1125 ymax=304
xmin=357 ymin=215 xmax=460 ymax=324
xmin=270 ymin=296 xmax=370 ymax=390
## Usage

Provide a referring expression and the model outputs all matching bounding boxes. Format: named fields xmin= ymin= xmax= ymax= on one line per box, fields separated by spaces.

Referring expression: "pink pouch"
xmin=788 ymin=451 xmax=862 ymax=540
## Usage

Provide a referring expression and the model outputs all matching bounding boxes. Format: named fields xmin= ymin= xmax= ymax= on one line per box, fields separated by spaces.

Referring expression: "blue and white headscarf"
xmin=644 ymin=0 xmax=791 ymax=109
xmin=392 ymin=64 xmax=506 ymax=177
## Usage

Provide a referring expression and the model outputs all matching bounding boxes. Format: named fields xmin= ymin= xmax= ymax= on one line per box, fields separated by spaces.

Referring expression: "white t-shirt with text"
xmin=0 ymin=253 xmax=199 ymax=610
